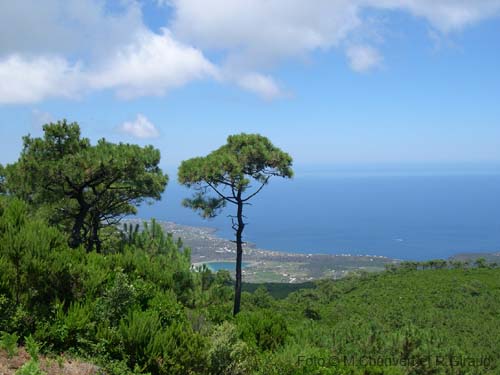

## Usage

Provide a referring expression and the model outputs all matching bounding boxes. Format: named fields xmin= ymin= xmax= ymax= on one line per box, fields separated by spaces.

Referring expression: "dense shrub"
xmin=207 ymin=322 xmax=256 ymax=375
xmin=236 ymin=310 xmax=289 ymax=352
xmin=35 ymin=301 xmax=95 ymax=353
xmin=96 ymin=272 xmax=138 ymax=324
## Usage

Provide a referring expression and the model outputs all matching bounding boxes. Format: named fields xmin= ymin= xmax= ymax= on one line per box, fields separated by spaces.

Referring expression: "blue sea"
xmin=137 ymin=164 xmax=500 ymax=261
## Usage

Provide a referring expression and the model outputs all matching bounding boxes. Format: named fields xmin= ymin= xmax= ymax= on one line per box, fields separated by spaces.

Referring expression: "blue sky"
xmin=1 ymin=0 xmax=500 ymax=170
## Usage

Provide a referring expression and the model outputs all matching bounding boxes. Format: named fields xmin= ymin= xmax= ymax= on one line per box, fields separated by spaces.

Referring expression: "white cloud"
xmin=0 ymin=0 xmax=145 ymax=57
xmin=89 ymin=29 xmax=217 ymax=98
xmin=170 ymin=0 xmax=361 ymax=67
xmin=236 ymin=73 xmax=283 ymax=100
xmin=1 ymin=0 xmax=500 ymax=104
xmin=371 ymin=0 xmax=500 ymax=32
xmin=346 ymin=45 xmax=382 ymax=72
xmin=119 ymin=114 xmax=160 ymax=139
xmin=0 ymin=55 xmax=82 ymax=104
xmin=0 ymin=29 xmax=215 ymax=104
xmin=170 ymin=0 xmax=500 ymax=75
xmin=0 ymin=1 xmax=214 ymax=104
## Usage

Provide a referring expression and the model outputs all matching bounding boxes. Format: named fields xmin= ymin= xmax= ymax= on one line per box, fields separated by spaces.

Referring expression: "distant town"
xmin=124 ymin=218 xmax=398 ymax=283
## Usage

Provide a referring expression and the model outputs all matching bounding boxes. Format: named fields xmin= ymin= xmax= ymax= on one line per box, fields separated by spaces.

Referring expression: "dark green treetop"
xmin=5 ymin=120 xmax=168 ymax=251
xmin=178 ymin=133 xmax=293 ymax=216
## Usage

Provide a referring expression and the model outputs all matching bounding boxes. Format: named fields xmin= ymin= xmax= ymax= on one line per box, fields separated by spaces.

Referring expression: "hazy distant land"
xmin=123 ymin=218 xmax=500 ymax=283
xmin=124 ymin=219 xmax=398 ymax=283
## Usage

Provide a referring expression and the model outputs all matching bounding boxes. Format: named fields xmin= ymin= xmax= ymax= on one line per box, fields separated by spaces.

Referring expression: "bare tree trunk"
xmin=70 ymin=203 xmax=88 ymax=248
xmin=233 ymin=194 xmax=245 ymax=316
xmin=88 ymin=213 xmax=102 ymax=253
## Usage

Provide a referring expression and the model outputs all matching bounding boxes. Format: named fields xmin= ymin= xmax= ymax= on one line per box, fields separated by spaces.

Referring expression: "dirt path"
xmin=0 ymin=348 xmax=99 ymax=375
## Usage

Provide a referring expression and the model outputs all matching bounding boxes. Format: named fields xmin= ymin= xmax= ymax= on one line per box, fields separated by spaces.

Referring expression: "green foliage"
xmin=147 ymin=322 xmax=208 ymax=375
xmin=178 ymin=133 xmax=293 ymax=219
xmin=474 ymin=257 xmax=487 ymax=268
xmin=36 ymin=301 xmax=95 ymax=352
xmin=0 ymin=212 xmax=499 ymax=375
xmin=281 ymin=268 xmax=500 ymax=374
xmin=0 ymin=294 xmax=15 ymax=331
xmin=148 ymin=290 xmax=186 ymax=327
xmin=0 ymin=198 xmax=77 ymax=318
xmin=103 ymin=360 xmax=151 ymax=375
xmin=16 ymin=336 xmax=45 ymax=375
xmin=118 ymin=310 xmax=208 ymax=375
xmin=303 ymin=305 xmax=321 ymax=321
xmin=247 ymin=286 xmax=274 ymax=309
xmin=3 ymin=199 xmax=497 ymax=375
xmin=179 ymin=133 xmax=293 ymax=188
xmin=121 ymin=222 xmax=140 ymax=246
xmin=15 ymin=360 xmax=46 ymax=375
xmin=182 ymin=192 xmax=226 ymax=219
xmin=0 ymin=331 xmax=19 ymax=357
xmin=96 ymin=272 xmax=137 ymax=324
xmin=119 ymin=309 xmax=162 ymax=369
xmin=236 ymin=310 xmax=289 ymax=352
xmin=0 ymin=198 xmax=206 ymax=373
xmin=5 ymin=121 xmax=168 ymax=251
xmin=242 ymin=282 xmax=315 ymax=299
xmin=25 ymin=335 xmax=40 ymax=362
xmin=207 ymin=322 xmax=256 ymax=375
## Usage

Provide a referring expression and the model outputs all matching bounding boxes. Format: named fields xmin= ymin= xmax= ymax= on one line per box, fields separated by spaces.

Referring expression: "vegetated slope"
xmin=260 ymin=267 xmax=500 ymax=374
xmin=242 ymin=282 xmax=315 ymax=299
xmin=2 ymin=196 xmax=499 ymax=375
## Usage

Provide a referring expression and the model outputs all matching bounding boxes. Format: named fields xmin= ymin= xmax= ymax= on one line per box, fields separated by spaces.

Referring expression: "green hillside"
xmin=1 ymin=195 xmax=499 ymax=374
xmin=262 ymin=268 xmax=500 ymax=374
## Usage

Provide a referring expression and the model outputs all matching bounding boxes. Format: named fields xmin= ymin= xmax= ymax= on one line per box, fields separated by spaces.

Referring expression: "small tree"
xmin=178 ymin=133 xmax=293 ymax=315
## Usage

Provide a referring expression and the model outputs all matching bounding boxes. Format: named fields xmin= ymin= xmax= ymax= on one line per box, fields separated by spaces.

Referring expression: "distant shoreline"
xmin=123 ymin=218 xmax=500 ymax=283
xmin=123 ymin=218 xmax=396 ymax=282
xmin=123 ymin=217 xmax=499 ymax=261
xmin=123 ymin=217 xmax=395 ymax=260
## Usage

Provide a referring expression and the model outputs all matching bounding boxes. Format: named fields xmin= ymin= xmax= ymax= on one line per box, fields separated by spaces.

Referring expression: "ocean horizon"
xmin=137 ymin=164 xmax=500 ymax=261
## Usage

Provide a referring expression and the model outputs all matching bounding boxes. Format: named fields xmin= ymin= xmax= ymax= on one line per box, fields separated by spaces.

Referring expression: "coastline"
xmin=123 ymin=218 xmax=398 ymax=283
xmin=123 ymin=218 xmax=500 ymax=283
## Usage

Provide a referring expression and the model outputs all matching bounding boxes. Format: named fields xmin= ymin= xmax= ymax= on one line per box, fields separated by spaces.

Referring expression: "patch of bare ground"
xmin=0 ymin=348 xmax=99 ymax=375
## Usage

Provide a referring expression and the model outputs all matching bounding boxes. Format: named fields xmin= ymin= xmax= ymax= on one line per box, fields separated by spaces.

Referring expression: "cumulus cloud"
xmin=236 ymin=73 xmax=283 ymax=100
xmin=346 ymin=45 xmax=382 ymax=72
xmin=0 ymin=30 xmax=215 ymax=104
xmin=0 ymin=55 xmax=82 ymax=104
xmin=0 ymin=0 xmax=213 ymax=104
xmin=0 ymin=0 xmax=145 ymax=57
xmin=119 ymin=114 xmax=160 ymax=139
xmin=371 ymin=0 xmax=500 ymax=32
xmin=170 ymin=0 xmax=361 ymax=66
xmin=170 ymin=0 xmax=500 ymax=56
xmin=170 ymin=0 xmax=500 ymax=77
xmin=89 ymin=29 xmax=217 ymax=99
xmin=1 ymin=0 xmax=500 ymax=103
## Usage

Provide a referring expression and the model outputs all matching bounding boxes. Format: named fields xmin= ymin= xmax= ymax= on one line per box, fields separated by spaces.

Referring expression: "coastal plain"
xmin=125 ymin=219 xmax=398 ymax=283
